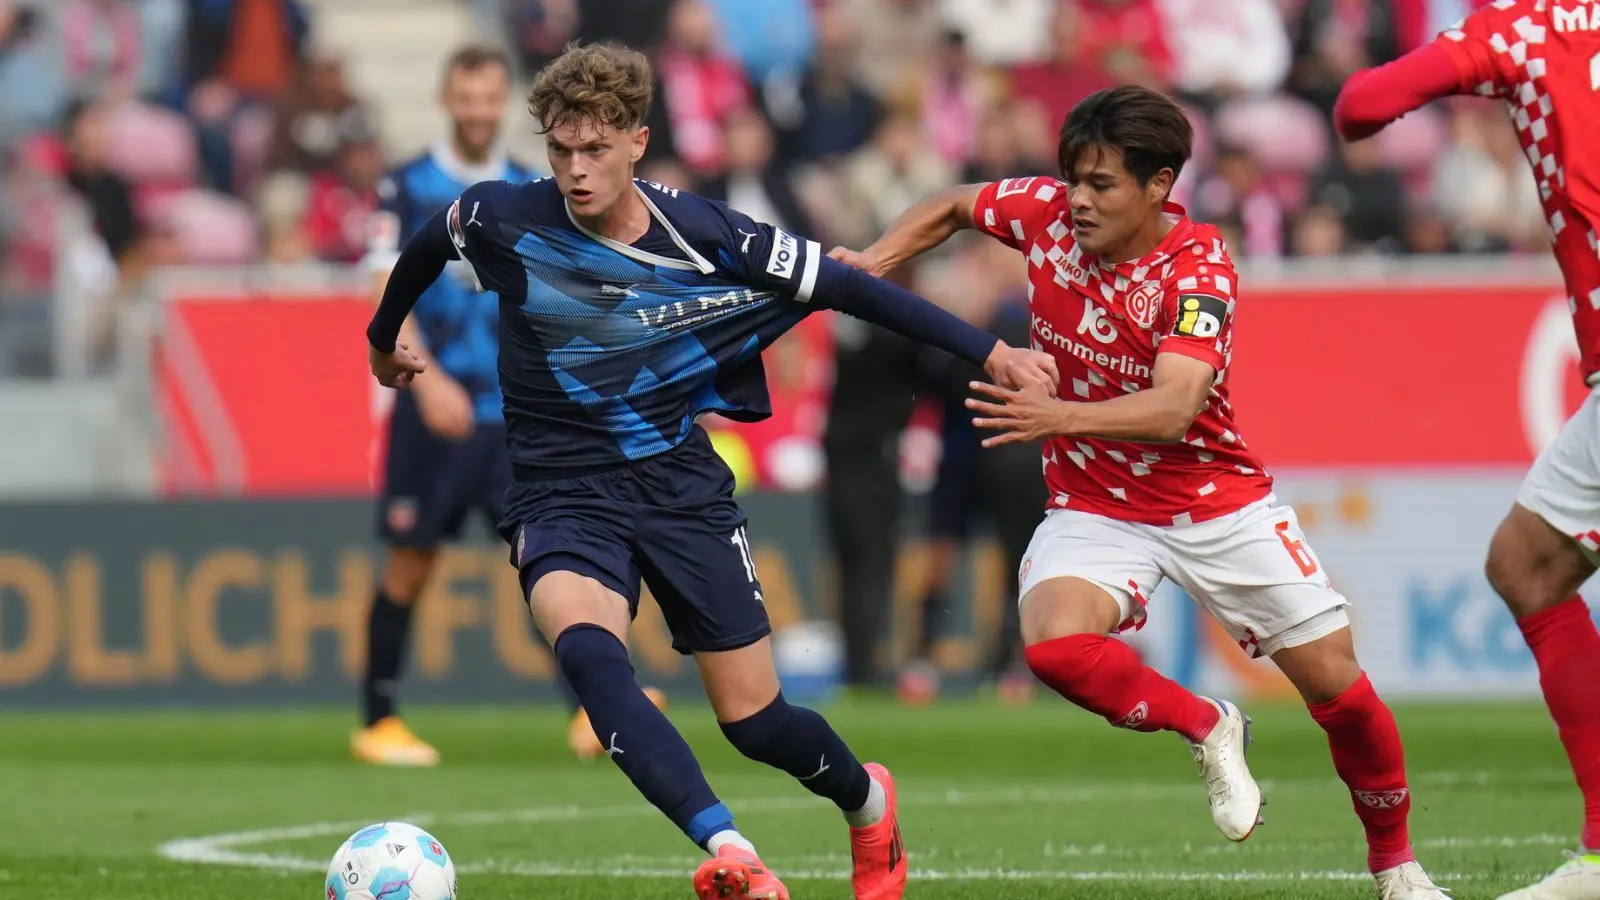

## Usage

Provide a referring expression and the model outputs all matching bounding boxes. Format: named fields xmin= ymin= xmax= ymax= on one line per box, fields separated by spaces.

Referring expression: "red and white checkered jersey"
xmin=1436 ymin=0 xmax=1600 ymax=381
xmin=973 ymin=177 xmax=1272 ymax=527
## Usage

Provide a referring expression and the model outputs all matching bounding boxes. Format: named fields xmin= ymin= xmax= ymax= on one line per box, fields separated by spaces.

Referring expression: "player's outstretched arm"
xmin=967 ymin=353 xmax=1214 ymax=447
xmin=829 ymin=184 xmax=986 ymax=277
xmin=366 ymin=209 xmax=454 ymax=388
xmin=1333 ymin=43 xmax=1464 ymax=142
xmin=815 ymin=255 xmax=1059 ymax=391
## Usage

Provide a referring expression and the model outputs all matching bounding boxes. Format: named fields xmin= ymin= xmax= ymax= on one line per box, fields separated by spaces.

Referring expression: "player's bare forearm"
xmin=967 ymin=352 xmax=1210 ymax=447
xmin=1334 ymin=44 xmax=1462 ymax=141
xmin=1050 ymin=386 xmax=1204 ymax=443
xmin=850 ymin=185 xmax=984 ymax=276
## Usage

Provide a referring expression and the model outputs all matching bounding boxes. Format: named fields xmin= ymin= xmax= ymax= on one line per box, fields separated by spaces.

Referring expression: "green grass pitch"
xmin=0 ymin=696 xmax=1581 ymax=899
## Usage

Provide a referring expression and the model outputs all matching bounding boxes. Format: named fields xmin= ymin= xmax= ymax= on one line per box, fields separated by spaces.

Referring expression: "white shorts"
xmin=1518 ymin=389 xmax=1600 ymax=560
xmin=1018 ymin=493 xmax=1350 ymax=659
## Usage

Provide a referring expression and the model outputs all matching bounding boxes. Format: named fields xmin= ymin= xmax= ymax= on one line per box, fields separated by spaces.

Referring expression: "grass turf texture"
xmin=0 ymin=697 xmax=1580 ymax=899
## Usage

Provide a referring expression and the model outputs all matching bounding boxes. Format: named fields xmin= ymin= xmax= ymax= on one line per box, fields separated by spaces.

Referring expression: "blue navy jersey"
xmin=366 ymin=146 xmax=538 ymax=423
xmin=444 ymin=178 xmax=826 ymax=473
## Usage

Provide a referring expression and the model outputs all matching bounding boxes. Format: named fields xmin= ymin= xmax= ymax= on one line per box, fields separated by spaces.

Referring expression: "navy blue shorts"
xmin=378 ymin=392 xmax=512 ymax=548
xmin=499 ymin=428 xmax=769 ymax=655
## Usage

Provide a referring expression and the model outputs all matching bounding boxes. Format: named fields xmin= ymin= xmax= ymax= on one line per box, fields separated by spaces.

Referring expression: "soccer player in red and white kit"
xmin=831 ymin=86 xmax=1448 ymax=900
xmin=1335 ymin=4 xmax=1600 ymax=897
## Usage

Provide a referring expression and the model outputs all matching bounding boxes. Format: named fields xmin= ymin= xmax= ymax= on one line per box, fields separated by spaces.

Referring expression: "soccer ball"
xmin=325 ymin=821 xmax=457 ymax=900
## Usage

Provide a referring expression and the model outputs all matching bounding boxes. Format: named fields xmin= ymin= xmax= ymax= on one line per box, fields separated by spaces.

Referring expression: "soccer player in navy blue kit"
xmin=366 ymin=43 xmax=1057 ymax=900
xmin=353 ymin=44 xmax=583 ymax=767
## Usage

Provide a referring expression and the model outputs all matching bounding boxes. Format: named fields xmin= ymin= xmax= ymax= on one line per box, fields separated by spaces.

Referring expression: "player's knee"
xmin=381 ymin=548 xmax=437 ymax=604
xmin=1023 ymin=633 xmax=1108 ymax=692
xmin=1485 ymin=523 xmax=1526 ymax=602
xmin=1485 ymin=512 xmax=1572 ymax=617
xmin=1019 ymin=578 xmax=1124 ymax=645
xmin=552 ymin=623 xmax=633 ymax=690
xmin=718 ymin=693 xmax=792 ymax=762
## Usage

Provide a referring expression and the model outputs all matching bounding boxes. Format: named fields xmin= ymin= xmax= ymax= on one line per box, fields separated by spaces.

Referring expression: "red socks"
xmin=1519 ymin=597 xmax=1600 ymax=850
xmin=1024 ymin=634 xmax=1219 ymax=742
xmin=1308 ymin=673 xmax=1413 ymax=873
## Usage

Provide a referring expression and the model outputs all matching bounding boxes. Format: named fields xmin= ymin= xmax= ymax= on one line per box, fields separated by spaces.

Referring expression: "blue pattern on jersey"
xmin=455 ymin=178 xmax=817 ymax=472
xmin=511 ymin=226 xmax=782 ymax=460
xmin=386 ymin=151 xmax=535 ymax=423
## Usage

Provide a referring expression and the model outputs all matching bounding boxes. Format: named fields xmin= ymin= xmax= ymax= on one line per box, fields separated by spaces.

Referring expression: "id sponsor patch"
xmin=1173 ymin=294 xmax=1228 ymax=339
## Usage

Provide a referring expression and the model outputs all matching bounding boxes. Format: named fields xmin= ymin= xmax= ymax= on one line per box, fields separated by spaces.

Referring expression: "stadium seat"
xmin=105 ymin=103 xmax=198 ymax=188
xmin=1375 ymin=105 xmax=1446 ymax=173
xmin=1214 ymin=95 xmax=1329 ymax=174
xmin=156 ymin=190 xmax=261 ymax=264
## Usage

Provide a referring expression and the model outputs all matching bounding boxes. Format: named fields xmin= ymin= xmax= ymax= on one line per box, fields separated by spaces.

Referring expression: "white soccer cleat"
xmin=1187 ymin=696 xmax=1263 ymax=842
xmin=1496 ymin=852 xmax=1600 ymax=900
xmin=1375 ymin=861 xmax=1450 ymax=900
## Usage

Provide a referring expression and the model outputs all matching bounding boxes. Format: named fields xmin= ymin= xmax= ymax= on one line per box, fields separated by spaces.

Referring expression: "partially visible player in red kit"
xmin=1336 ymin=4 xmax=1600 ymax=898
xmin=831 ymin=86 xmax=1448 ymax=900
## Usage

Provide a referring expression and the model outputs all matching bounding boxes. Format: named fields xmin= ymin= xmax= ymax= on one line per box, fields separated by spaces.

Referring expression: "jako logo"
xmin=1077 ymin=297 xmax=1119 ymax=344
xmin=1354 ymin=789 xmax=1409 ymax=810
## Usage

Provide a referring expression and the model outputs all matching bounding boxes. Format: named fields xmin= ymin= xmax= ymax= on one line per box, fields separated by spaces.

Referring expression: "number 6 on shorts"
xmin=1275 ymin=520 xmax=1319 ymax=577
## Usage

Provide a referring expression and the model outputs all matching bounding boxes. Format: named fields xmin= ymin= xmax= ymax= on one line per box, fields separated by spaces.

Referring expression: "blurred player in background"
xmin=365 ymin=42 xmax=1056 ymax=900
xmin=833 ymin=85 xmax=1450 ymax=900
xmin=353 ymin=43 xmax=642 ymax=767
xmin=1336 ymin=4 xmax=1600 ymax=896
xmin=899 ymin=238 xmax=1044 ymax=706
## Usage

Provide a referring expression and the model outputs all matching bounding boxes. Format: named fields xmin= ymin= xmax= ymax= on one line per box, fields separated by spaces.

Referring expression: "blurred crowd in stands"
xmin=0 ymin=0 xmax=1540 ymax=378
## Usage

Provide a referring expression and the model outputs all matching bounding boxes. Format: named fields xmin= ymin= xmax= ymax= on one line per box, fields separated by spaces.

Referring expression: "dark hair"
xmin=442 ymin=43 xmax=512 ymax=84
xmin=529 ymin=42 xmax=654 ymax=134
xmin=1058 ymin=86 xmax=1193 ymax=186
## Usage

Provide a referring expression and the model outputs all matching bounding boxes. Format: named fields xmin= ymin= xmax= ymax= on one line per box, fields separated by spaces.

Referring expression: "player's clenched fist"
xmin=983 ymin=343 xmax=1059 ymax=394
xmin=369 ymin=342 xmax=427 ymax=389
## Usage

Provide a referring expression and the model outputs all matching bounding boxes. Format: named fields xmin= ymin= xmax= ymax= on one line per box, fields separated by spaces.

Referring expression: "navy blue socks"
xmin=553 ymin=625 xmax=739 ymax=849
xmin=721 ymin=693 xmax=874 ymax=814
xmin=362 ymin=589 xmax=413 ymax=726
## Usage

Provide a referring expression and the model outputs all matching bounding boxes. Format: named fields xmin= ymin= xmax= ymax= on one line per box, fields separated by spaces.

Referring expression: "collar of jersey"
xmin=563 ymin=183 xmax=717 ymax=275
xmin=429 ymin=140 xmax=508 ymax=186
xmin=1082 ymin=202 xmax=1193 ymax=273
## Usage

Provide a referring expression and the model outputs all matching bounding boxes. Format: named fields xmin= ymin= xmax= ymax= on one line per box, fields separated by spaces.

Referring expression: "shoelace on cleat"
xmin=1192 ymin=728 xmax=1236 ymax=803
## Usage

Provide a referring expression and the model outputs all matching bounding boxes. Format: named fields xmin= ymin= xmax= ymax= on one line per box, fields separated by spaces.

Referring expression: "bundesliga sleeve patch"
xmin=1173 ymin=294 xmax=1229 ymax=339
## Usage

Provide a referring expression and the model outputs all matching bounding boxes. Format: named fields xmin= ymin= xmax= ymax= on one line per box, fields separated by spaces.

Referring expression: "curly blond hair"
xmin=529 ymin=43 xmax=654 ymax=134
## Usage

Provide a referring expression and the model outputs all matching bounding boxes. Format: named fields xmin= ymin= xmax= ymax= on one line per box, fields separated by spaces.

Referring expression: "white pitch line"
xmin=154 ymin=769 xmax=1578 ymax=883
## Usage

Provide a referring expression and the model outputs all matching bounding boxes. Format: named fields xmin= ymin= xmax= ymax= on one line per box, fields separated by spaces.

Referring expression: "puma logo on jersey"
xmin=600 ymin=283 xmax=641 ymax=299
xmin=738 ymin=229 xmax=758 ymax=253
xmin=465 ymin=202 xmax=483 ymax=227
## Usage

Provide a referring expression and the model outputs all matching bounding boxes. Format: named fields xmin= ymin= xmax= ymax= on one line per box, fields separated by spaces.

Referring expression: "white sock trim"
xmin=707 ymin=830 xmax=755 ymax=856
xmin=844 ymin=775 xmax=886 ymax=828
